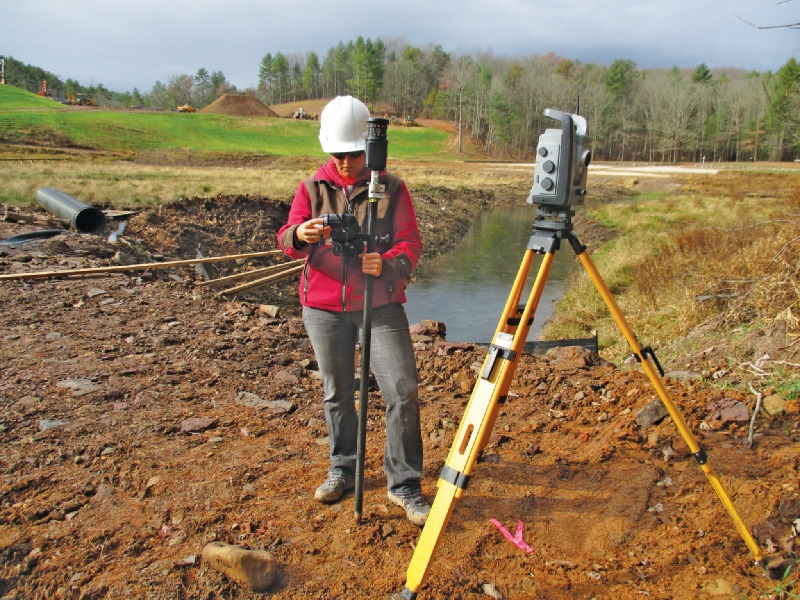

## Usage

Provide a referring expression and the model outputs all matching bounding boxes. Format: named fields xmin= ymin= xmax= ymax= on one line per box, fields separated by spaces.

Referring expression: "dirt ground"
xmin=0 ymin=181 xmax=798 ymax=600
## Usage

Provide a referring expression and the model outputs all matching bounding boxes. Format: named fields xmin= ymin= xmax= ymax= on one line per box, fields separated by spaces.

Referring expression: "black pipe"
xmin=36 ymin=187 xmax=107 ymax=235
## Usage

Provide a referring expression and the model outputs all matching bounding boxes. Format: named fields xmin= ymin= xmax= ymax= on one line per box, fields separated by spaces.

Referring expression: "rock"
xmin=93 ymin=483 xmax=115 ymax=503
xmin=763 ymin=394 xmax=786 ymax=416
xmin=39 ymin=419 xmax=68 ymax=431
xmin=273 ymin=370 xmax=299 ymax=385
xmin=435 ymin=341 xmax=475 ymax=356
xmin=201 ymin=542 xmax=277 ymax=592
xmin=114 ymin=251 xmax=138 ymax=266
xmin=410 ymin=333 xmax=433 ymax=343
xmin=235 ymin=392 xmax=294 ymax=414
xmin=258 ymin=304 xmax=279 ymax=318
xmin=719 ymin=402 xmax=750 ymax=423
xmin=664 ymin=370 xmax=702 ymax=381
xmin=179 ymin=417 xmax=217 ymax=434
xmin=56 ymin=379 xmax=101 ymax=397
xmin=545 ymin=346 xmax=605 ymax=370
xmin=423 ymin=319 xmax=446 ymax=334
xmin=175 ymin=554 xmax=197 ymax=567
xmin=482 ymin=582 xmax=504 ymax=599
xmin=15 ymin=396 xmax=40 ymax=409
xmin=635 ymin=399 xmax=669 ymax=427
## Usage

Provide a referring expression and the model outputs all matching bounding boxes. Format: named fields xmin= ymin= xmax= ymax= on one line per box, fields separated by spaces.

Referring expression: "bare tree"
xmin=738 ymin=1 xmax=800 ymax=29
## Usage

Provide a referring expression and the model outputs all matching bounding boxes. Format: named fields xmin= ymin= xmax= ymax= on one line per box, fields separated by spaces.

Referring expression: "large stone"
xmin=202 ymin=543 xmax=277 ymax=592
xmin=763 ymin=394 xmax=786 ymax=416
xmin=635 ymin=399 xmax=669 ymax=427
xmin=719 ymin=401 xmax=750 ymax=423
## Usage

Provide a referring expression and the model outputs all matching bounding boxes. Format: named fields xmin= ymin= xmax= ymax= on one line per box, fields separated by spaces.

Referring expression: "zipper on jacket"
xmin=341 ymin=259 xmax=348 ymax=310
xmin=302 ymin=260 xmax=310 ymax=303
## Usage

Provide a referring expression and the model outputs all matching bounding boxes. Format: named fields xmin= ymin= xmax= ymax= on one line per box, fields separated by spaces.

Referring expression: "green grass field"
xmin=0 ymin=85 xmax=452 ymax=159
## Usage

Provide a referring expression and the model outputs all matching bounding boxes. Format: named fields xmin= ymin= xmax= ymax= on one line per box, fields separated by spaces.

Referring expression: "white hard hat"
xmin=318 ymin=96 xmax=370 ymax=153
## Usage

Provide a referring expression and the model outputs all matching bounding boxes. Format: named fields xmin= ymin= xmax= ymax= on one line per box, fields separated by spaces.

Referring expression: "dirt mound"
xmin=200 ymin=94 xmax=279 ymax=117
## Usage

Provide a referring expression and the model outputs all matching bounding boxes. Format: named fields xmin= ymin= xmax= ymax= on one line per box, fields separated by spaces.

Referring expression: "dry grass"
xmin=543 ymin=171 xmax=800 ymax=384
xmin=0 ymin=156 xmax=532 ymax=210
xmin=0 ymin=159 xmax=311 ymax=209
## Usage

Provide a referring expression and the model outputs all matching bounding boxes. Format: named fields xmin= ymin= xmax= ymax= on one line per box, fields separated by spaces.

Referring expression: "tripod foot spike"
xmin=389 ymin=588 xmax=416 ymax=600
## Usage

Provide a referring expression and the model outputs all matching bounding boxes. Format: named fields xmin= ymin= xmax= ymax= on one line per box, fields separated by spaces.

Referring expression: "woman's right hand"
xmin=295 ymin=218 xmax=326 ymax=244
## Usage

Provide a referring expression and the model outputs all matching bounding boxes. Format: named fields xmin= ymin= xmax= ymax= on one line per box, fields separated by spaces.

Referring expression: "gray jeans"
xmin=302 ymin=303 xmax=423 ymax=496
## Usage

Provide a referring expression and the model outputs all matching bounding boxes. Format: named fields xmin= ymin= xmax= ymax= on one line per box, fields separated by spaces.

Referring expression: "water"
xmin=405 ymin=207 xmax=575 ymax=343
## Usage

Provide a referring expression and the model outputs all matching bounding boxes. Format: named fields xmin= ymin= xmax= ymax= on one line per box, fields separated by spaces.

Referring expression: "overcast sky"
xmin=3 ymin=0 xmax=798 ymax=93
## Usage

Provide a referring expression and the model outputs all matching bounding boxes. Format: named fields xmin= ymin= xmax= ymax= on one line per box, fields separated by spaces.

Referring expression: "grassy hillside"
xmin=0 ymin=84 xmax=65 ymax=110
xmin=0 ymin=85 xmax=452 ymax=159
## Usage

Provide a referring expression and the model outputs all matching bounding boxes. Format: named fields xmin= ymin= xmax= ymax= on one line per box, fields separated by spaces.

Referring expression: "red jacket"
xmin=277 ymin=159 xmax=423 ymax=312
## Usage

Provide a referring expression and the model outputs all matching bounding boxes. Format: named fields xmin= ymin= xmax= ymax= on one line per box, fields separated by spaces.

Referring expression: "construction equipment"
xmin=293 ymin=107 xmax=317 ymax=120
xmin=38 ymin=80 xmax=53 ymax=98
xmin=177 ymin=104 xmax=197 ymax=113
xmin=67 ymin=93 xmax=97 ymax=106
xmin=390 ymin=108 xmax=763 ymax=599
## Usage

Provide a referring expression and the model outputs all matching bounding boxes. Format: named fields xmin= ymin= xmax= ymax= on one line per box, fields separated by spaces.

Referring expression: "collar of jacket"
xmin=316 ymin=158 xmax=372 ymax=191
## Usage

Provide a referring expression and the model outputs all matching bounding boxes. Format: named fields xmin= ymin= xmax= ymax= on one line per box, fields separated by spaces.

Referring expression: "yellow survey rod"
xmin=577 ymin=250 xmax=763 ymax=563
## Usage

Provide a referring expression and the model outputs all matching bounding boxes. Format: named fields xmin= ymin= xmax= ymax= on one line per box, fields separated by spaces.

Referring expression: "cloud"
xmin=3 ymin=0 xmax=797 ymax=92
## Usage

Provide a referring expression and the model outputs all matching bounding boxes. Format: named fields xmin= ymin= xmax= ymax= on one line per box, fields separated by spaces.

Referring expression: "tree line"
xmin=3 ymin=41 xmax=799 ymax=161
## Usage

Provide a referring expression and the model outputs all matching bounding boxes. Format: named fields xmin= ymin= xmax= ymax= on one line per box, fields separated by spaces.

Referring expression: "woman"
xmin=277 ymin=96 xmax=429 ymax=526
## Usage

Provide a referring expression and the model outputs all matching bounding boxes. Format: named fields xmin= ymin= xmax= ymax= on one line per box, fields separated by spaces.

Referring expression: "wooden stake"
xmin=0 ymin=250 xmax=284 ymax=281
xmin=197 ymin=259 xmax=305 ymax=288
xmin=220 ymin=264 xmax=304 ymax=296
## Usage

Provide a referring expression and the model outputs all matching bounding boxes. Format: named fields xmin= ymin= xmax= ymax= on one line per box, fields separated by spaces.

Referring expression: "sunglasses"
xmin=331 ymin=151 xmax=365 ymax=160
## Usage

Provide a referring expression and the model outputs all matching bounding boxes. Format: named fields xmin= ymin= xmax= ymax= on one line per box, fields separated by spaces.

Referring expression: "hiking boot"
xmin=314 ymin=474 xmax=355 ymax=504
xmin=387 ymin=490 xmax=430 ymax=526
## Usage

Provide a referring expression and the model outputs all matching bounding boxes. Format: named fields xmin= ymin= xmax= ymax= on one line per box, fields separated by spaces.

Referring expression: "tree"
xmin=692 ymin=63 xmax=713 ymax=85
xmin=210 ymin=71 xmax=232 ymax=98
xmin=348 ymin=37 xmax=385 ymax=104
xmin=604 ymin=59 xmax=639 ymax=160
xmin=168 ymin=73 xmax=194 ymax=107
xmin=303 ymin=52 xmax=321 ymax=99
xmin=193 ymin=68 xmax=213 ymax=107
xmin=258 ymin=53 xmax=275 ymax=103
xmin=148 ymin=81 xmax=169 ymax=110
xmin=767 ymin=57 xmax=800 ymax=159
xmin=444 ymin=55 xmax=475 ymax=153
xmin=272 ymin=53 xmax=290 ymax=104
xmin=322 ymin=42 xmax=352 ymax=98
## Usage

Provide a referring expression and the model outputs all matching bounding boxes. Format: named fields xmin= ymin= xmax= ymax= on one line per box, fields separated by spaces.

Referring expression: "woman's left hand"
xmin=360 ymin=252 xmax=383 ymax=277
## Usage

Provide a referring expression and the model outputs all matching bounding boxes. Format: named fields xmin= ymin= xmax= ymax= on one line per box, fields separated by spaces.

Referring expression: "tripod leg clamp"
xmin=481 ymin=344 xmax=517 ymax=381
xmin=440 ymin=465 xmax=471 ymax=491
xmin=632 ymin=345 xmax=666 ymax=377
xmin=693 ymin=445 xmax=708 ymax=465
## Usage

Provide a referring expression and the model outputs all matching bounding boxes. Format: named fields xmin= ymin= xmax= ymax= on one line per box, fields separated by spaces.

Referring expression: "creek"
xmin=405 ymin=206 xmax=575 ymax=344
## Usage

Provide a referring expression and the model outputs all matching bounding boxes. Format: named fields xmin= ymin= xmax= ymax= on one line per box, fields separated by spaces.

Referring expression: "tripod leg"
xmin=475 ymin=250 xmax=555 ymax=454
xmin=394 ymin=250 xmax=555 ymax=599
xmin=575 ymin=248 xmax=764 ymax=563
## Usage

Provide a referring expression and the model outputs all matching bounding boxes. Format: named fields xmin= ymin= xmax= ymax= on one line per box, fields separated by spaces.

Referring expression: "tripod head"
xmin=527 ymin=108 xmax=591 ymax=254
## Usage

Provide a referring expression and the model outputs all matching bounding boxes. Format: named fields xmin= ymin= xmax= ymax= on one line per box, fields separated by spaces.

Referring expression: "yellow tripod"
xmin=391 ymin=209 xmax=764 ymax=600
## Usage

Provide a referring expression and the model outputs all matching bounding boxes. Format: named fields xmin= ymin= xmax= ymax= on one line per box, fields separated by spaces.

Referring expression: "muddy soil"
xmin=0 ymin=189 xmax=798 ymax=600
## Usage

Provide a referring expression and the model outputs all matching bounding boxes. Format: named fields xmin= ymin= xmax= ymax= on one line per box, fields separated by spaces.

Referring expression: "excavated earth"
xmin=0 ymin=186 xmax=798 ymax=600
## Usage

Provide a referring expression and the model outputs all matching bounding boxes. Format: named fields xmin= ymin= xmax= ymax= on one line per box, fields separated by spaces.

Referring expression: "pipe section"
xmin=36 ymin=187 xmax=107 ymax=235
